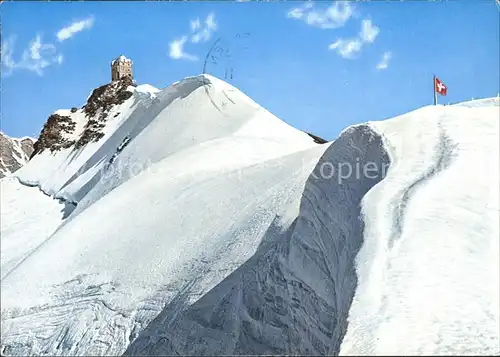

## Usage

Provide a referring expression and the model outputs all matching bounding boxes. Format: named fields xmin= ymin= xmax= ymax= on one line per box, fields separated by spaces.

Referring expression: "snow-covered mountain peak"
xmin=15 ymin=73 xmax=323 ymax=206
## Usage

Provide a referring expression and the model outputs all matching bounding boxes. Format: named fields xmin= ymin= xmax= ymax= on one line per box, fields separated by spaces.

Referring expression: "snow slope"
xmin=340 ymin=104 xmax=500 ymax=356
xmin=124 ymin=124 xmax=390 ymax=356
xmin=0 ymin=177 xmax=68 ymax=280
xmin=70 ymin=74 xmax=318 ymax=215
xmin=16 ymin=75 xmax=315 ymax=209
xmin=1 ymin=71 xmax=498 ymax=356
xmin=124 ymin=103 xmax=499 ymax=356
xmin=453 ymin=96 xmax=500 ymax=108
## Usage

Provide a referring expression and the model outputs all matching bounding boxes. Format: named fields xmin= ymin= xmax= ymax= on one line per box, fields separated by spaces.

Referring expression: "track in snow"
xmin=388 ymin=124 xmax=458 ymax=249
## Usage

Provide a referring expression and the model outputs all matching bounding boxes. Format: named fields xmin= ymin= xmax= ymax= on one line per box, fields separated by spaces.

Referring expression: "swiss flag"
xmin=435 ymin=77 xmax=447 ymax=96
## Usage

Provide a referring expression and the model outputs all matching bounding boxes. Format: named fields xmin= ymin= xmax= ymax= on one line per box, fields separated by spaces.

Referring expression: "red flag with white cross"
xmin=433 ymin=75 xmax=447 ymax=105
xmin=435 ymin=77 xmax=447 ymax=96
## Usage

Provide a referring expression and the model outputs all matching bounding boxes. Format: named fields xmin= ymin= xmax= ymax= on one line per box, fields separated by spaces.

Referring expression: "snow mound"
xmin=135 ymin=84 xmax=160 ymax=95
xmin=341 ymin=102 xmax=500 ymax=355
xmin=452 ymin=96 xmax=500 ymax=108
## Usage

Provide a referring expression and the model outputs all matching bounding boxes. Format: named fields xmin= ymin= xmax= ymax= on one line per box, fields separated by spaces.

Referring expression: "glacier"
xmin=0 ymin=74 xmax=498 ymax=356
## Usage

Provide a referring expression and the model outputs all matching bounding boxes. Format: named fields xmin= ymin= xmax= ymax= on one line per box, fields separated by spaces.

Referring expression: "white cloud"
xmin=287 ymin=1 xmax=354 ymax=29
xmin=1 ymin=37 xmax=16 ymax=75
xmin=29 ymin=35 xmax=56 ymax=60
xmin=329 ymin=38 xmax=363 ymax=59
xmin=376 ymin=51 xmax=392 ymax=70
xmin=168 ymin=12 xmax=217 ymax=61
xmin=1 ymin=34 xmax=63 ymax=76
xmin=359 ymin=19 xmax=379 ymax=44
xmin=169 ymin=36 xmax=198 ymax=61
xmin=205 ymin=13 xmax=217 ymax=30
xmin=190 ymin=13 xmax=217 ymax=44
xmin=191 ymin=31 xmax=208 ymax=44
xmin=329 ymin=18 xmax=380 ymax=60
xmin=287 ymin=2 xmax=381 ymax=62
xmin=56 ymin=54 xmax=64 ymax=65
xmin=287 ymin=1 xmax=313 ymax=19
xmin=56 ymin=16 xmax=94 ymax=42
xmin=190 ymin=19 xmax=201 ymax=32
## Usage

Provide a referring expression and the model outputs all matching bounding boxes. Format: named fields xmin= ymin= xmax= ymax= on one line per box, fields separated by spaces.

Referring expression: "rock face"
xmin=30 ymin=78 xmax=136 ymax=157
xmin=31 ymin=114 xmax=77 ymax=158
xmin=0 ymin=133 xmax=35 ymax=178
xmin=305 ymin=132 xmax=328 ymax=144
xmin=76 ymin=78 xmax=135 ymax=148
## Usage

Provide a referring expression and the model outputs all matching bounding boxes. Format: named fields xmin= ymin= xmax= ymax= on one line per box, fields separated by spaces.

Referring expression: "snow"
xmin=135 ymin=84 xmax=160 ymax=94
xmin=0 ymin=131 xmax=35 ymax=142
xmin=1 ymin=74 xmax=326 ymax=355
xmin=0 ymin=158 xmax=8 ymax=176
xmin=18 ymin=74 xmax=316 ymax=212
xmin=11 ymin=144 xmax=27 ymax=165
xmin=1 ymin=71 xmax=498 ymax=357
xmin=341 ymin=104 xmax=500 ymax=355
xmin=10 ymin=136 xmax=36 ymax=142
xmin=124 ymin=123 xmax=389 ymax=356
xmin=9 ymin=138 xmax=34 ymax=160
xmin=54 ymin=108 xmax=72 ymax=116
xmin=111 ymin=55 xmax=132 ymax=65
xmin=452 ymin=96 xmax=499 ymax=108
xmin=0 ymin=177 xmax=67 ymax=280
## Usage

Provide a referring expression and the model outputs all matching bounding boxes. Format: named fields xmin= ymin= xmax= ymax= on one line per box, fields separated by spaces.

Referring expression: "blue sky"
xmin=1 ymin=1 xmax=499 ymax=140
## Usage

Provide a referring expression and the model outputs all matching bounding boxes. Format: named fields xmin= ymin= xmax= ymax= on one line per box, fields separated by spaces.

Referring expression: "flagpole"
xmin=433 ymin=74 xmax=437 ymax=106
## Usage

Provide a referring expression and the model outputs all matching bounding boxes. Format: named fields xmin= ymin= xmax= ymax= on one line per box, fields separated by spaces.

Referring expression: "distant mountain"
xmin=0 ymin=132 xmax=35 ymax=178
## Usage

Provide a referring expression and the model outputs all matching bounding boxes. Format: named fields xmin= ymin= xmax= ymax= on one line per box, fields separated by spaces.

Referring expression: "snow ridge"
xmin=123 ymin=125 xmax=390 ymax=356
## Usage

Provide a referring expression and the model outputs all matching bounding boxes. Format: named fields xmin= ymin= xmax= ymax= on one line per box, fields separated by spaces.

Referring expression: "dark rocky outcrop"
xmin=306 ymin=132 xmax=329 ymax=144
xmin=75 ymin=78 xmax=135 ymax=149
xmin=28 ymin=78 xmax=137 ymax=159
xmin=30 ymin=114 xmax=76 ymax=158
